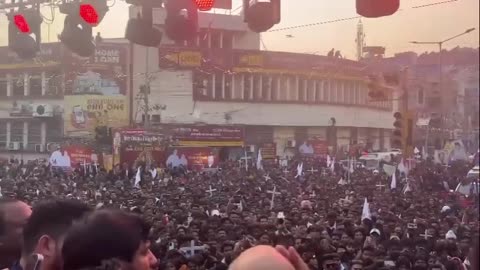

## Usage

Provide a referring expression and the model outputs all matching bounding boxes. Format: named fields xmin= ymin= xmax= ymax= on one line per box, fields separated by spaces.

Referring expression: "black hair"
xmin=62 ymin=209 xmax=151 ymax=270
xmin=22 ymin=199 xmax=91 ymax=254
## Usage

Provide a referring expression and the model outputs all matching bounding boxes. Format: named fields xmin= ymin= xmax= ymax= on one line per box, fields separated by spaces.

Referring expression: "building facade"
xmin=131 ymin=8 xmax=395 ymax=160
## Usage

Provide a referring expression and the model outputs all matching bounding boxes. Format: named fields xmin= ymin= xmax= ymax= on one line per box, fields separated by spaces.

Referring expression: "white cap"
xmin=441 ymin=206 xmax=451 ymax=213
xmin=211 ymin=209 xmax=220 ymax=216
xmin=446 ymin=230 xmax=457 ymax=240
xmin=277 ymin=212 xmax=285 ymax=219
xmin=370 ymin=228 xmax=381 ymax=236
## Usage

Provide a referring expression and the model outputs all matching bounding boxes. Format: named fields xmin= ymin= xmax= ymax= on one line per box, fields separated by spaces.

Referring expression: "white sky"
xmin=0 ymin=0 xmax=478 ymax=59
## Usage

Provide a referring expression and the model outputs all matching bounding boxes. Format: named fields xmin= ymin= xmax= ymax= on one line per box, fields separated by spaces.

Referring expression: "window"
xmin=329 ymin=81 xmax=336 ymax=103
xmin=324 ymin=80 xmax=330 ymax=102
xmin=337 ymin=81 xmax=344 ymax=103
xmin=0 ymin=121 xmax=6 ymax=149
xmin=307 ymin=80 xmax=315 ymax=102
xmin=199 ymin=30 xmax=209 ymax=48
xmin=12 ymin=76 xmax=24 ymax=97
xmin=253 ymin=74 xmax=262 ymax=100
xmin=46 ymin=71 xmax=62 ymax=96
xmin=0 ymin=78 xmax=7 ymax=97
xmin=211 ymin=31 xmax=221 ymax=49
xmin=224 ymin=73 xmax=232 ymax=100
xmin=11 ymin=121 xmax=24 ymax=143
xmin=27 ymin=121 xmax=42 ymax=150
xmin=262 ymin=75 xmax=271 ymax=101
xmin=418 ymin=87 xmax=424 ymax=104
xmin=29 ymin=73 xmax=42 ymax=96
xmin=214 ymin=72 xmax=224 ymax=99
xmin=193 ymin=71 xmax=213 ymax=99
xmin=279 ymin=76 xmax=288 ymax=101
xmin=47 ymin=120 xmax=63 ymax=142
xmin=232 ymin=74 xmax=242 ymax=99
xmin=315 ymin=80 xmax=322 ymax=102
xmin=298 ymin=78 xmax=306 ymax=102
xmin=271 ymin=76 xmax=278 ymax=101
xmin=244 ymin=74 xmax=253 ymax=100
xmin=222 ymin=32 xmax=233 ymax=49
xmin=288 ymin=76 xmax=298 ymax=101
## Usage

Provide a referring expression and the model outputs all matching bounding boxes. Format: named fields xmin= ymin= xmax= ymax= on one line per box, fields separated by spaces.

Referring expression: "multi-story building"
xmin=130 ymin=7 xmax=395 ymax=161
xmin=0 ymin=40 xmax=130 ymax=161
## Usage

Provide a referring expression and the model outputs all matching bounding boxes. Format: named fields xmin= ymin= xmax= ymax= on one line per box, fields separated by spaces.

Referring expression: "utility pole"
xmin=143 ymin=47 xmax=151 ymax=129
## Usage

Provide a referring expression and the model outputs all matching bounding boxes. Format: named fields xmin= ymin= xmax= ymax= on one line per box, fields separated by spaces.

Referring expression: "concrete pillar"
xmin=41 ymin=121 xmax=47 ymax=146
xmin=41 ymin=72 xmax=47 ymax=96
xmin=6 ymin=122 xmax=11 ymax=146
xmin=23 ymin=121 xmax=28 ymax=148
xmin=23 ymin=73 xmax=28 ymax=96
xmin=6 ymin=74 xmax=12 ymax=97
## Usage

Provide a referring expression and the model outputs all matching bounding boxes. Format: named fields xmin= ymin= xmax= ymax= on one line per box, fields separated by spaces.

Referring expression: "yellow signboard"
xmin=64 ymin=95 xmax=129 ymax=135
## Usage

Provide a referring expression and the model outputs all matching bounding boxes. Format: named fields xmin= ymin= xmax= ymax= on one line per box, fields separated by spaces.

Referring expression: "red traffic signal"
xmin=79 ymin=4 xmax=99 ymax=25
xmin=356 ymin=0 xmax=400 ymax=18
xmin=14 ymin=14 xmax=31 ymax=33
xmin=195 ymin=0 xmax=215 ymax=11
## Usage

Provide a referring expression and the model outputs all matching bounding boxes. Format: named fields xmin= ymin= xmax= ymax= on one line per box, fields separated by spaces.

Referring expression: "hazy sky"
xmin=1 ymin=0 xmax=478 ymax=59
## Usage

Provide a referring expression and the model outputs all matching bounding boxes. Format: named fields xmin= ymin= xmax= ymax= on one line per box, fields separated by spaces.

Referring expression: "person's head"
xmin=62 ymin=209 xmax=158 ymax=270
xmin=228 ymin=245 xmax=294 ymax=270
xmin=320 ymin=253 xmax=341 ymax=270
xmin=21 ymin=200 xmax=91 ymax=270
xmin=0 ymin=198 xmax=32 ymax=268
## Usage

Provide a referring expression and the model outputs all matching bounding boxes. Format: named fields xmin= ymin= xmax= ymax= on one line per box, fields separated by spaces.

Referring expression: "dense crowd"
xmin=0 ymin=156 xmax=478 ymax=270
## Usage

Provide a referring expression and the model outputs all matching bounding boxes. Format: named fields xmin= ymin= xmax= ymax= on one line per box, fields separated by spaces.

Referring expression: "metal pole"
xmin=424 ymin=125 xmax=430 ymax=159
xmin=144 ymin=47 xmax=150 ymax=129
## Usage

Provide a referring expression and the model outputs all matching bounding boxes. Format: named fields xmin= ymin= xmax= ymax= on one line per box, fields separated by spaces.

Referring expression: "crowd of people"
xmin=0 ymin=155 xmax=478 ymax=270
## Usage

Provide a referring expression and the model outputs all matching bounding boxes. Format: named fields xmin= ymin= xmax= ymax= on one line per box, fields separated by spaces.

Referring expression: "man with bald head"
xmin=0 ymin=198 xmax=32 ymax=269
xmin=228 ymin=245 xmax=309 ymax=270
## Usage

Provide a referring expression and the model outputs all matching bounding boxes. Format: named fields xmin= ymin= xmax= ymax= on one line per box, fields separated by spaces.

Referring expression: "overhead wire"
xmin=267 ymin=0 xmax=462 ymax=33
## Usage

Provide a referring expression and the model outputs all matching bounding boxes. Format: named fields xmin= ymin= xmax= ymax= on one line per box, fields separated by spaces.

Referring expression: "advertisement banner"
xmin=64 ymin=95 xmax=129 ymax=135
xmin=49 ymin=145 xmax=98 ymax=168
xmin=166 ymin=147 xmax=218 ymax=171
xmin=172 ymin=126 xmax=244 ymax=147
xmin=260 ymin=143 xmax=276 ymax=160
xmin=64 ymin=43 xmax=128 ymax=95
xmin=113 ymin=129 xmax=166 ymax=166
xmin=0 ymin=43 xmax=62 ymax=71
xmin=312 ymin=139 xmax=329 ymax=156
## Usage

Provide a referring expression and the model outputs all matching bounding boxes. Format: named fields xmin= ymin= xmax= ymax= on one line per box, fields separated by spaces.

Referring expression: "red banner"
xmin=113 ymin=129 xmax=166 ymax=166
xmin=166 ymin=147 xmax=218 ymax=171
xmin=312 ymin=139 xmax=328 ymax=156
xmin=49 ymin=145 xmax=98 ymax=168
xmin=261 ymin=143 xmax=277 ymax=159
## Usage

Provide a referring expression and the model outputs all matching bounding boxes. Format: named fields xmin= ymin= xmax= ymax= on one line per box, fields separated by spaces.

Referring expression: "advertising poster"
xmin=49 ymin=145 xmax=98 ymax=169
xmin=166 ymin=147 xmax=218 ymax=171
xmin=64 ymin=95 xmax=129 ymax=135
xmin=312 ymin=138 xmax=329 ymax=157
xmin=260 ymin=143 xmax=277 ymax=160
xmin=113 ymin=129 xmax=166 ymax=166
xmin=64 ymin=44 xmax=128 ymax=96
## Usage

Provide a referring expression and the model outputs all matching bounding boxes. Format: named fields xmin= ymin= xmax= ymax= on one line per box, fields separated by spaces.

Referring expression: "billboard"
xmin=64 ymin=95 xmax=129 ymax=135
xmin=64 ymin=43 xmax=128 ymax=96
xmin=171 ymin=126 xmax=244 ymax=147
xmin=49 ymin=145 xmax=98 ymax=169
xmin=166 ymin=147 xmax=218 ymax=171
xmin=113 ymin=129 xmax=166 ymax=166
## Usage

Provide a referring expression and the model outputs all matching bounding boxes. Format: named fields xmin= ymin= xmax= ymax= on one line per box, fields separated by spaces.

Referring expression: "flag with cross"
xmin=267 ymin=185 xmax=281 ymax=210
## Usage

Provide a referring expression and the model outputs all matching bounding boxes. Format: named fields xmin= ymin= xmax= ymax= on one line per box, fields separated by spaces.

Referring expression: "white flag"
xmin=349 ymin=158 xmax=355 ymax=173
xmin=403 ymin=181 xmax=412 ymax=194
xmin=0 ymin=187 xmax=2 ymax=198
xmin=398 ymin=159 xmax=408 ymax=176
xmin=390 ymin=171 xmax=397 ymax=190
xmin=327 ymin=155 xmax=332 ymax=167
xmin=150 ymin=168 xmax=158 ymax=179
xmin=295 ymin=162 xmax=303 ymax=178
xmin=256 ymin=149 xmax=263 ymax=170
xmin=338 ymin=177 xmax=347 ymax=185
xmin=134 ymin=167 xmax=141 ymax=188
xmin=362 ymin=198 xmax=372 ymax=220
xmin=330 ymin=158 xmax=335 ymax=173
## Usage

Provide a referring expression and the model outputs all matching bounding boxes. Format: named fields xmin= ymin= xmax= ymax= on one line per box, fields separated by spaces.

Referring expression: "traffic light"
xmin=243 ymin=0 xmax=281 ymax=33
xmin=392 ymin=111 xmax=414 ymax=157
xmin=195 ymin=0 xmax=215 ymax=11
xmin=7 ymin=9 xmax=43 ymax=59
xmin=125 ymin=0 xmax=163 ymax=47
xmin=165 ymin=0 xmax=199 ymax=42
xmin=356 ymin=0 xmax=400 ymax=18
xmin=59 ymin=0 xmax=108 ymax=57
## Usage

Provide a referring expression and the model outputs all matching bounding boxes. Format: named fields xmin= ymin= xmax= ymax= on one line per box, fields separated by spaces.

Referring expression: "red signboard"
xmin=166 ymin=147 xmax=218 ymax=171
xmin=311 ymin=138 xmax=328 ymax=156
xmin=113 ymin=129 xmax=166 ymax=166
xmin=261 ymin=142 xmax=277 ymax=159
xmin=49 ymin=144 xmax=98 ymax=168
